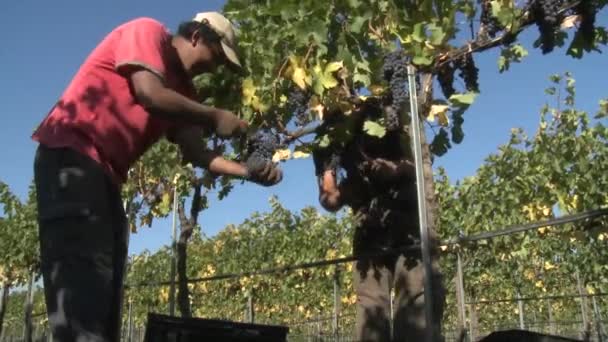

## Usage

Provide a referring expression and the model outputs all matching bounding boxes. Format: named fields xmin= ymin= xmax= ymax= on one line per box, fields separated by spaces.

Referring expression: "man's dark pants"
xmin=34 ymin=144 xmax=128 ymax=342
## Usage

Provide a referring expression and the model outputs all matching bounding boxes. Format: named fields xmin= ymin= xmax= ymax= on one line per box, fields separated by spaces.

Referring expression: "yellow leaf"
xmin=292 ymin=67 xmax=311 ymax=90
xmin=535 ymin=280 xmax=544 ymax=288
xmin=309 ymin=95 xmax=325 ymax=120
xmin=293 ymin=151 xmax=311 ymax=159
xmin=428 ymin=104 xmax=449 ymax=124
xmin=544 ymin=261 xmax=556 ymax=271
xmin=561 ymin=14 xmax=581 ymax=29
xmin=251 ymin=96 xmax=269 ymax=112
xmin=321 ymin=74 xmax=339 ymax=89
xmin=242 ymin=77 xmax=256 ymax=104
xmin=272 ymin=149 xmax=291 ymax=162
xmin=599 ymin=233 xmax=605 ymax=241
xmin=279 ymin=95 xmax=288 ymax=104
xmin=369 ymin=85 xmax=384 ymax=96
xmin=586 ymin=285 xmax=595 ymax=295
xmin=325 ymin=61 xmax=344 ymax=73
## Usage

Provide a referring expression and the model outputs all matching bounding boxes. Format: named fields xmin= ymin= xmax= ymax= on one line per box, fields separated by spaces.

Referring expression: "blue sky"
xmin=1 ymin=1 xmax=606 ymax=259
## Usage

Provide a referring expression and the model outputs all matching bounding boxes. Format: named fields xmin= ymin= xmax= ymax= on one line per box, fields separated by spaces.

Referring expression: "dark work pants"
xmin=34 ymin=145 xmax=128 ymax=342
xmin=353 ymin=224 xmax=446 ymax=342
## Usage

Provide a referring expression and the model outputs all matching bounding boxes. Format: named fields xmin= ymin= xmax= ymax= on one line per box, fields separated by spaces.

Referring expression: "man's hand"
xmin=214 ymin=110 xmax=248 ymax=138
xmin=246 ymin=161 xmax=283 ymax=186
xmin=364 ymin=158 xmax=416 ymax=181
xmin=364 ymin=158 xmax=400 ymax=181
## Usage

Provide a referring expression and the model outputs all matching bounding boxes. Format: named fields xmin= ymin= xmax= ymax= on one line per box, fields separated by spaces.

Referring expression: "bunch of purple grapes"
xmin=437 ymin=62 xmax=456 ymax=99
xmin=480 ymin=0 xmax=502 ymax=38
xmin=288 ymin=88 xmax=311 ymax=127
xmin=245 ymin=129 xmax=280 ymax=173
xmin=456 ymin=53 xmax=479 ymax=92
xmin=531 ymin=0 xmax=560 ymax=54
xmin=382 ymin=50 xmax=410 ymax=131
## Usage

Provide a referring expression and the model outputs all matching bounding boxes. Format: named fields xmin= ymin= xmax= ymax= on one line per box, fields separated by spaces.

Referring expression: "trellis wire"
xmin=124 ymin=207 xmax=608 ymax=288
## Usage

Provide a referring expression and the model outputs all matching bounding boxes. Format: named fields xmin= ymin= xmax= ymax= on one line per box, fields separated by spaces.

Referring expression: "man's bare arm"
xmin=171 ymin=127 xmax=282 ymax=185
xmin=171 ymin=126 xmax=248 ymax=177
xmin=129 ymin=69 xmax=246 ymax=137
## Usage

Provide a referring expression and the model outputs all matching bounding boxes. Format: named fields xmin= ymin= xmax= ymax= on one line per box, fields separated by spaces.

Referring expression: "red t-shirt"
xmin=32 ymin=17 xmax=195 ymax=185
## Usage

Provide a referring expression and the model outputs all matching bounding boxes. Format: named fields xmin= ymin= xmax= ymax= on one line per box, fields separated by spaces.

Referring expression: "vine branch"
xmin=437 ymin=0 xmax=583 ymax=68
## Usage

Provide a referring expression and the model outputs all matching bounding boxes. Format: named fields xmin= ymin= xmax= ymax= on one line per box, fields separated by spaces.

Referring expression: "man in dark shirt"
xmin=313 ymin=108 xmax=445 ymax=341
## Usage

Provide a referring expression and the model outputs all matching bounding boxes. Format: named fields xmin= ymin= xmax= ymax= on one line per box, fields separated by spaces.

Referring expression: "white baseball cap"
xmin=192 ymin=12 xmax=242 ymax=70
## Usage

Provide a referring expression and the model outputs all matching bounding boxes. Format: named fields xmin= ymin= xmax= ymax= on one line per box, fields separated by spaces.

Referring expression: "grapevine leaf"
xmin=363 ymin=120 xmax=386 ymax=138
xmin=317 ymin=134 xmax=331 ymax=148
xmin=292 ymin=67 xmax=311 ymax=90
xmin=449 ymin=92 xmax=478 ymax=106
xmin=353 ymin=72 xmax=371 ymax=87
xmin=350 ymin=15 xmax=368 ymax=34
xmin=356 ymin=60 xmax=371 ymax=73
xmin=428 ymin=104 xmax=450 ymax=123
xmin=428 ymin=23 xmax=447 ymax=45
xmin=498 ymin=44 xmax=528 ymax=73
xmin=325 ymin=61 xmax=344 ymax=74
xmin=412 ymin=23 xmax=426 ymax=43
xmin=293 ymin=151 xmax=311 ymax=159
xmin=241 ymin=77 xmax=256 ymax=105
xmin=272 ymin=149 xmax=292 ymax=162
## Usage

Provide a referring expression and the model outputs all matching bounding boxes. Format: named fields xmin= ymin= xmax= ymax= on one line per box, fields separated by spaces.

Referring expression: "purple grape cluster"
xmin=437 ymin=62 xmax=456 ymax=99
xmin=480 ymin=0 xmax=502 ymax=38
xmin=288 ymin=88 xmax=311 ymax=127
xmin=246 ymin=130 xmax=280 ymax=172
xmin=456 ymin=53 xmax=479 ymax=92
xmin=531 ymin=0 xmax=561 ymax=54
xmin=382 ymin=50 xmax=411 ymax=131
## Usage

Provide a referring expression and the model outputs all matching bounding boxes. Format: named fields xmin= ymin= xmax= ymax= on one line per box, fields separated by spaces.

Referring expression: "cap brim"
xmin=220 ymin=41 xmax=243 ymax=72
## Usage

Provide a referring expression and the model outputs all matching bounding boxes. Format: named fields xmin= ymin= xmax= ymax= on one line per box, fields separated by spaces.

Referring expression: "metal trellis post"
xmin=407 ymin=64 xmax=435 ymax=342
xmin=517 ymin=292 xmax=525 ymax=330
xmin=593 ymin=296 xmax=605 ymax=342
xmin=576 ymin=270 xmax=590 ymax=336
xmin=333 ymin=268 xmax=340 ymax=341
xmin=456 ymin=252 xmax=467 ymax=334
xmin=169 ymin=176 xmax=179 ymax=316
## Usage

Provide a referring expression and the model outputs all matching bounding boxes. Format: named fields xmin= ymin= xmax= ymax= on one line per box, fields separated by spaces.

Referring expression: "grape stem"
xmin=437 ymin=0 xmax=583 ymax=68
xmin=272 ymin=57 xmax=291 ymax=101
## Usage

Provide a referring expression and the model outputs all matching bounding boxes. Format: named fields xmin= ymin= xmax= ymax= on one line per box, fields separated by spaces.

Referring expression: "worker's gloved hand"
xmin=214 ymin=109 xmax=248 ymax=138
xmin=246 ymin=160 xmax=283 ymax=186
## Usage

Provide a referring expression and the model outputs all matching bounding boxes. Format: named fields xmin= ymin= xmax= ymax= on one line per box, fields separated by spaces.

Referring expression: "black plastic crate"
xmin=143 ymin=313 xmax=289 ymax=342
xmin=478 ymin=329 xmax=583 ymax=342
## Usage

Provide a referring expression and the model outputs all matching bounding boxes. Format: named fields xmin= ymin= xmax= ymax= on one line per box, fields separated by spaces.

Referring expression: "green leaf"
xmin=350 ymin=14 xmax=369 ymax=34
xmin=428 ymin=23 xmax=446 ymax=45
xmin=498 ymin=44 xmax=529 ymax=73
xmin=353 ymin=72 xmax=371 ymax=86
xmin=363 ymin=120 xmax=386 ymax=138
xmin=412 ymin=23 xmax=426 ymax=43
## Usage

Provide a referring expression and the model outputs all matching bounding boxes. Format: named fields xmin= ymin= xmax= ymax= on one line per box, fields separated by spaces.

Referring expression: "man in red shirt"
xmin=32 ymin=12 xmax=282 ymax=342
